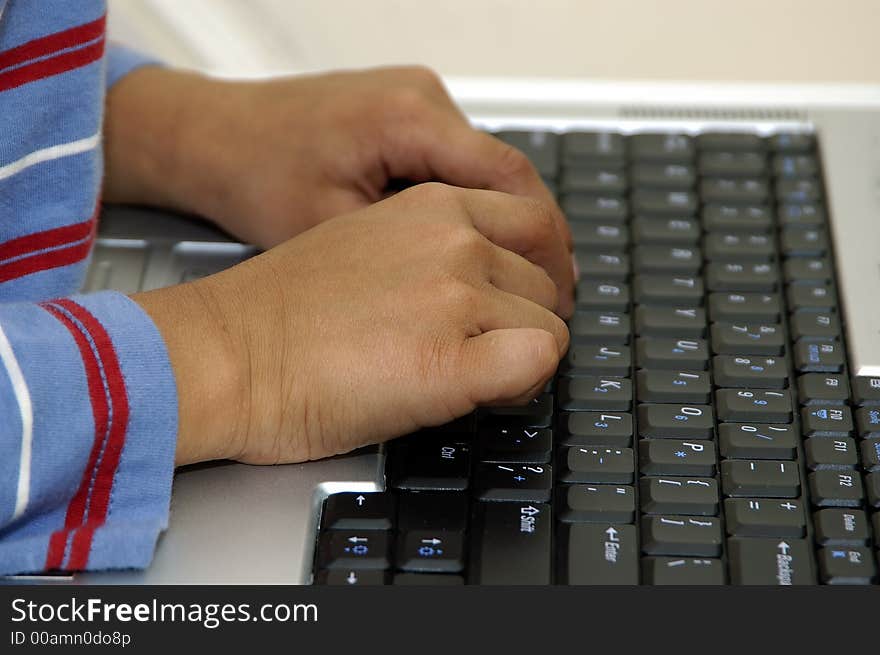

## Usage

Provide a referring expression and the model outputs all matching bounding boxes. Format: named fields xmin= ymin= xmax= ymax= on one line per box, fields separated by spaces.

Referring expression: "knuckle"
xmin=400 ymin=64 xmax=445 ymax=91
xmin=496 ymin=142 xmax=536 ymax=180
xmin=385 ymin=85 xmax=431 ymax=120
xmin=436 ymin=277 xmax=481 ymax=313
xmin=522 ymin=197 xmax=558 ymax=242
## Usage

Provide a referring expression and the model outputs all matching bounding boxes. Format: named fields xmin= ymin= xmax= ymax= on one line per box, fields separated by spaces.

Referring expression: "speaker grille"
xmin=619 ymin=105 xmax=808 ymax=122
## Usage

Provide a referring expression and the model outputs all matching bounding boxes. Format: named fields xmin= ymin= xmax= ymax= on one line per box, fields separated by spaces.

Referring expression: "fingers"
xmin=473 ymin=287 xmax=570 ymax=357
xmin=488 ymin=244 xmax=559 ymax=313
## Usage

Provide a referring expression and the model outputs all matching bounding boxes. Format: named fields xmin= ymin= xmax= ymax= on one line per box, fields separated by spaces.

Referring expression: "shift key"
xmin=469 ymin=502 xmax=552 ymax=585
xmin=559 ymin=523 xmax=639 ymax=585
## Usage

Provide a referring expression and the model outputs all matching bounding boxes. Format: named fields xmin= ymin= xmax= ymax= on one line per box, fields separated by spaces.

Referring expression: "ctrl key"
xmin=559 ymin=524 xmax=639 ymax=585
xmin=316 ymin=531 xmax=391 ymax=570
xmin=728 ymin=537 xmax=816 ymax=585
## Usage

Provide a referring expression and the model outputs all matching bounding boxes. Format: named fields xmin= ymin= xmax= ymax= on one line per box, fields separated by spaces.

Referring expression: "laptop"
xmin=57 ymin=78 xmax=880 ymax=585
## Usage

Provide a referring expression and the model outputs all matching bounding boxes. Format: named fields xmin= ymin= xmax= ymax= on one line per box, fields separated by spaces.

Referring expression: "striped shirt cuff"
xmin=106 ymin=43 xmax=161 ymax=89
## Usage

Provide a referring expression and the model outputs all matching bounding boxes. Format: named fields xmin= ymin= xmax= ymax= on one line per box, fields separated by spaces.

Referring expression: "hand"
xmin=133 ymin=184 xmax=570 ymax=465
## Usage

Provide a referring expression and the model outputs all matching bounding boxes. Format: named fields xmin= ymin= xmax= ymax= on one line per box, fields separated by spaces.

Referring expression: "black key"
xmin=637 ymin=404 xmax=714 ymax=439
xmin=721 ymin=459 xmax=800 ymax=498
xmin=697 ymin=132 xmax=765 ymax=152
xmin=710 ymin=322 xmax=784 ymax=356
xmin=706 ymin=261 xmax=778 ymax=292
xmin=630 ymin=162 xmax=696 ymax=189
xmin=563 ymin=195 xmax=628 ymax=223
xmin=852 ymin=377 xmax=880 ymax=406
xmin=630 ymin=133 xmax=694 ymax=161
xmin=495 ymin=130 xmax=560 ymax=179
xmin=781 ymin=227 xmax=828 ymax=257
xmin=801 ymin=405 xmax=854 ymax=438
xmin=570 ymin=311 xmax=631 ymax=344
xmin=484 ymin=393 xmax=554 ymax=428
xmin=704 ymin=232 xmax=774 ymax=262
xmin=784 ymin=257 xmax=832 ymax=283
xmin=818 ymin=547 xmax=877 ymax=584
xmin=642 ymin=557 xmax=725 ymax=585
xmin=635 ymin=337 xmax=709 ymax=370
xmin=699 ymin=151 xmax=766 ymax=177
xmin=809 ymin=470 xmax=865 ymax=507
xmin=701 ymin=178 xmax=769 ymax=203
xmin=560 ymin=168 xmax=627 ymax=195
xmin=769 ymin=132 xmax=814 ymax=153
xmin=805 ymin=436 xmax=858 ymax=471
xmin=790 ymin=311 xmax=841 ymax=341
xmin=813 ymin=508 xmax=871 ymax=547
xmin=559 ymin=523 xmax=639 ymax=585
xmin=724 ymin=498 xmax=806 ymax=537
xmin=397 ymin=491 xmax=469 ymax=532
xmin=396 ymin=531 xmax=465 ymax=573
xmin=641 ymin=515 xmax=723 ymax=556
xmin=779 ymin=203 xmax=826 ymax=229
xmin=772 ymin=154 xmax=818 ymax=178
xmin=562 ymin=131 xmax=625 ymax=166
xmin=470 ymin=502 xmax=552 ymax=585
xmin=476 ymin=463 xmax=552 ymax=502
xmin=317 ymin=531 xmax=392 ymax=570
xmin=866 ymin=472 xmax=880 ymax=509
xmin=393 ymin=573 xmax=464 ymax=586
xmin=558 ymin=446 xmax=634 ymax=484
xmin=571 ymin=222 xmax=629 ymax=251
xmin=702 ymin=204 xmax=773 ymax=232
xmin=635 ymin=306 xmax=706 ymax=338
xmin=314 ymin=570 xmax=389 ymax=586
xmin=718 ymin=423 xmax=798 ymax=460
xmin=557 ymin=484 xmax=636 ymax=523
xmin=631 ymin=216 xmax=701 ymax=245
xmin=576 ymin=279 xmax=630 ymax=311
xmin=787 ymin=282 xmax=836 ymax=311
xmin=392 ymin=439 xmax=471 ymax=491
xmin=558 ymin=411 xmax=633 ymax=447
xmin=856 ymin=407 xmax=880 ymax=438
xmin=712 ymin=355 xmax=787 ymax=389
xmin=422 ymin=413 xmax=475 ymax=437
xmin=633 ymin=275 xmax=703 ymax=306
xmin=632 ymin=245 xmax=701 ymax=275
xmin=861 ymin=439 xmax=880 ymax=472
xmin=728 ymin=538 xmax=816 ymax=585
xmin=631 ymin=189 xmax=698 ymax=216
xmin=477 ymin=426 xmax=552 ymax=464
xmin=575 ymin=251 xmax=629 ymax=280
xmin=793 ymin=340 xmax=845 ymax=373
xmin=639 ymin=476 xmax=719 ymax=516
xmin=558 ymin=376 xmax=632 ymax=411
xmin=707 ymin=292 xmax=781 ymax=323
xmin=636 ymin=369 xmax=711 ymax=403
xmin=777 ymin=178 xmax=821 ymax=203
xmin=716 ymin=388 xmax=792 ymax=423
xmin=321 ymin=492 xmax=395 ymax=531
xmin=638 ymin=439 xmax=716 ymax=476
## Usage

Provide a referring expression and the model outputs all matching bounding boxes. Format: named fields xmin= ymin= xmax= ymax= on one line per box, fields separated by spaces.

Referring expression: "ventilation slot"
xmin=619 ymin=105 xmax=808 ymax=122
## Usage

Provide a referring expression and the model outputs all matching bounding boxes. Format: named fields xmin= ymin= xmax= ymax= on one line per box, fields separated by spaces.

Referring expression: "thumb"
xmin=457 ymin=328 xmax=560 ymax=406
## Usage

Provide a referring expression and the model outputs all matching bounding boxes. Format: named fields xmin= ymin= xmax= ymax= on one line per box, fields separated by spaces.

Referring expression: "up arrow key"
xmin=355 ymin=495 xmax=366 ymax=506
xmin=605 ymin=526 xmax=619 ymax=542
xmin=346 ymin=572 xmax=358 ymax=584
xmin=778 ymin=541 xmax=790 ymax=555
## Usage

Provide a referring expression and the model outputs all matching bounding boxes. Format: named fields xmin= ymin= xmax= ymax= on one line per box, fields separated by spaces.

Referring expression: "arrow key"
xmin=317 ymin=531 xmax=391 ymax=570
xmin=396 ymin=531 xmax=465 ymax=573
xmin=314 ymin=570 xmax=389 ymax=586
xmin=321 ymin=492 xmax=396 ymax=531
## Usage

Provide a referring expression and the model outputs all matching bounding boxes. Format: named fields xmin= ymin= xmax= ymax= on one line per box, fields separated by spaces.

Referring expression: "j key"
xmin=559 ymin=523 xmax=639 ymax=585
xmin=633 ymin=275 xmax=703 ymax=305
xmin=575 ymin=252 xmax=629 ymax=280
xmin=639 ymin=477 xmax=719 ymax=516
xmin=630 ymin=162 xmax=696 ymax=189
xmin=639 ymin=439 xmax=716 ymax=476
xmin=809 ymin=470 xmax=864 ymax=507
xmin=777 ymin=178 xmax=821 ymax=203
xmin=558 ymin=411 xmax=633 ymax=447
xmin=572 ymin=222 xmax=629 ymax=251
xmin=728 ymin=538 xmax=816 ymax=585
xmin=632 ymin=245 xmax=701 ymax=275
xmin=797 ymin=373 xmax=850 ymax=405
xmin=704 ymin=233 xmax=774 ymax=262
xmin=813 ymin=508 xmax=870 ymax=546
xmin=707 ymin=292 xmax=781 ymax=323
xmin=495 ymin=130 xmax=560 ymax=179
xmin=562 ymin=344 xmax=631 ymax=377
xmin=317 ymin=531 xmax=392 ymax=570
xmin=857 ymin=407 xmax=880 ymax=437
xmin=861 ymin=440 xmax=880 ymax=472
xmin=392 ymin=440 xmax=471 ymax=491
xmin=790 ymin=311 xmax=840 ymax=341
xmin=781 ymin=227 xmax=828 ymax=257
xmin=392 ymin=573 xmax=464 ymax=586
xmin=769 ymin=132 xmax=815 ymax=153
xmin=570 ymin=311 xmax=631 ymax=344
xmin=576 ymin=279 xmax=630 ymax=311
xmin=701 ymin=178 xmax=768 ymax=203
xmin=397 ymin=492 xmax=468 ymax=532
xmin=636 ymin=369 xmax=711 ymax=403
xmin=852 ymin=377 xmax=880 ymax=406
xmin=699 ymin=151 xmax=767 ymax=177
xmin=635 ymin=306 xmax=706 ymax=338
xmin=560 ymin=168 xmax=627 ymax=195
xmin=470 ymin=502 xmax=552 ymax=585
xmin=805 ymin=437 xmax=858 ymax=471
xmin=724 ymin=498 xmax=806 ymax=537
xmin=706 ymin=261 xmax=778 ymax=292
xmin=641 ymin=515 xmax=723 ymax=556
xmin=396 ymin=531 xmax=465 ymax=573
xmin=558 ymin=376 xmax=632 ymax=411
xmin=772 ymin=154 xmax=818 ymax=178
xmin=637 ymin=404 xmax=714 ymax=439
xmin=630 ymin=133 xmax=694 ymax=161
xmin=794 ymin=340 xmax=844 ymax=373
xmin=557 ymin=484 xmax=636 ymax=523
xmin=784 ymin=257 xmax=832 ymax=283
xmin=716 ymin=388 xmax=792 ymax=423
xmin=631 ymin=190 xmax=698 ymax=216
xmin=702 ymin=204 xmax=773 ymax=232
xmin=642 ymin=557 xmax=726 ymax=585
xmin=801 ymin=405 xmax=854 ymax=438
xmin=485 ymin=393 xmax=554 ymax=428
xmin=635 ymin=337 xmax=709 ymax=370
xmin=721 ymin=460 xmax=800 ymax=498
xmin=558 ymin=446 xmax=634 ymax=484
xmin=787 ymin=283 xmax=836 ymax=311
xmin=563 ymin=195 xmax=628 ymax=223
xmin=562 ymin=131 xmax=626 ymax=166
xmin=712 ymin=355 xmax=787 ymax=389
xmin=779 ymin=202 xmax=826 ymax=228
xmin=321 ymin=492 xmax=395 ymax=531
xmin=476 ymin=463 xmax=553 ymax=502
xmin=718 ymin=423 xmax=798 ymax=460
xmin=818 ymin=547 xmax=877 ymax=584
xmin=631 ymin=216 xmax=701 ymax=244
xmin=710 ymin=322 xmax=784 ymax=356
xmin=477 ymin=426 xmax=552 ymax=464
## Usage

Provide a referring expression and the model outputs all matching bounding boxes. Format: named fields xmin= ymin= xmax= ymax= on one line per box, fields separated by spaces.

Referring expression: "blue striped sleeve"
xmin=106 ymin=43 xmax=160 ymax=88
xmin=0 ymin=290 xmax=178 ymax=574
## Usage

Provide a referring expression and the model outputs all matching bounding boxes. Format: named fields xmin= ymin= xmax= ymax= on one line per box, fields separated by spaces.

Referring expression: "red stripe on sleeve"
xmin=0 ymin=216 xmax=95 ymax=264
xmin=0 ymin=38 xmax=105 ymax=93
xmin=0 ymin=15 xmax=106 ymax=71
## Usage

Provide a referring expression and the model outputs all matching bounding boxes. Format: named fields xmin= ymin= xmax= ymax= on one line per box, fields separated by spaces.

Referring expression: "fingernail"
xmin=571 ymin=253 xmax=580 ymax=281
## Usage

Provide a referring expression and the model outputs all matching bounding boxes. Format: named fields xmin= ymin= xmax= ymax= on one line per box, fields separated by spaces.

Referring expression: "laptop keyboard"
xmin=312 ymin=127 xmax=880 ymax=585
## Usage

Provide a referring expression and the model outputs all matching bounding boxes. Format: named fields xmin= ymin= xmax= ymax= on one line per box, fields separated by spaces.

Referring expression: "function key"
xmin=801 ymin=405 xmax=854 ymax=438
xmin=768 ymin=132 xmax=815 ymax=153
xmin=804 ymin=436 xmax=858 ymax=470
xmin=630 ymin=163 xmax=696 ymax=189
xmin=772 ymin=154 xmax=818 ymax=179
xmin=777 ymin=178 xmax=822 ymax=204
xmin=790 ymin=309 xmax=840 ymax=342
xmin=697 ymin=132 xmax=765 ymax=152
xmin=702 ymin=204 xmax=774 ymax=232
xmin=808 ymin=470 xmax=864 ymax=508
xmin=494 ymin=130 xmax=560 ymax=180
xmin=780 ymin=227 xmax=828 ymax=257
xmin=630 ymin=133 xmax=695 ymax=161
xmin=787 ymin=282 xmax=836 ymax=312
xmin=793 ymin=340 xmax=845 ymax=373
xmin=778 ymin=202 xmax=826 ymax=228
xmin=562 ymin=131 xmax=626 ymax=166
xmin=784 ymin=257 xmax=832 ymax=283
xmin=796 ymin=373 xmax=850 ymax=405
xmin=698 ymin=151 xmax=767 ymax=177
